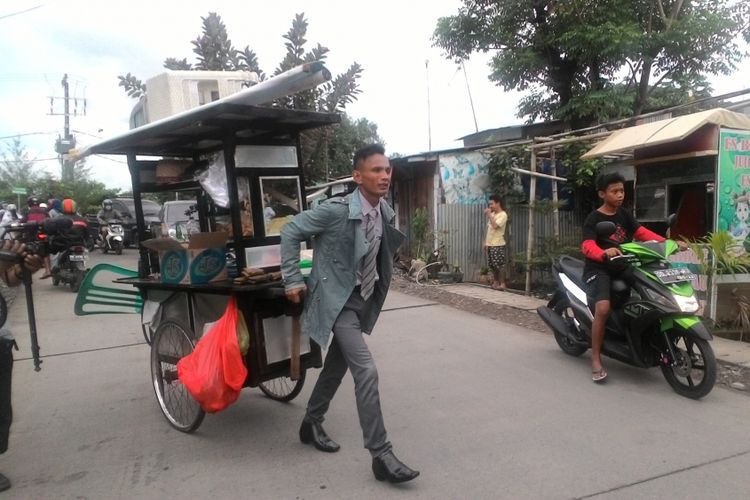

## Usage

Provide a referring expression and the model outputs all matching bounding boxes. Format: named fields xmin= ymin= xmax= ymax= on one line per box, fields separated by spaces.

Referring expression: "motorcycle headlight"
xmin=168 ymin=228 xmax=176 ymax=238
xmin=643 ymin=288 xmax=678 ymax=310
xmin=672 ymin=293 xmax=699 ymax=313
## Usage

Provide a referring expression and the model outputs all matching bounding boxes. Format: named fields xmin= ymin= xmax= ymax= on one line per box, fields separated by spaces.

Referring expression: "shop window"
xmin=636 ymin=185 xmax=666 ymax=221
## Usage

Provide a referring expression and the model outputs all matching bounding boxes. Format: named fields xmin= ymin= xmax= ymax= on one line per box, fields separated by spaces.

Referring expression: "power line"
xmin=0 ymin=131 xmax=57 ymax=140
xmin=0 ymin=4 xmax=43 ymax=21
xmin=1 ymin=157 xmax=58 ymax=163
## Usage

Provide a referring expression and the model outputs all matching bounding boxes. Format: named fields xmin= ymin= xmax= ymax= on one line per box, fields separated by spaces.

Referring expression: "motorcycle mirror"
xmin=595 ymin=221 xmax=617 ymax=237
xmin=666 ymin=213 xmax=677 ymax=228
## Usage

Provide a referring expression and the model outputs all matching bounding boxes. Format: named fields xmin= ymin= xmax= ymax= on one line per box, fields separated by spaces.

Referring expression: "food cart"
xmin=76 ymin=72 xmax=340 ymax=433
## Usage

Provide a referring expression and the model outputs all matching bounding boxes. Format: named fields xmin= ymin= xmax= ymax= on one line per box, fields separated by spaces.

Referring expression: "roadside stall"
xmin=74 ymin=70 xmax=340 ymax=432
xmin=582 ymin=107 xmax=750 ymax=322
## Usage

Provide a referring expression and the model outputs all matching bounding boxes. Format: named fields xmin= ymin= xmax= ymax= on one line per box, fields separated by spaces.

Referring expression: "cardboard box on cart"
xmin=142 ymin=232 xmax=229 ymax=285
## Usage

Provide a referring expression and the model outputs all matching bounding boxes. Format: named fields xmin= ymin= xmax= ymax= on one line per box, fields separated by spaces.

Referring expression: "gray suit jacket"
xmin=280 ymin=189 xmax=405 ymax=348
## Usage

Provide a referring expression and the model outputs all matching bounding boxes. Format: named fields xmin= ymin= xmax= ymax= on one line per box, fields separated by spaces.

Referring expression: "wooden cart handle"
xmin=290 ymin=316 xmax=301 ymax=381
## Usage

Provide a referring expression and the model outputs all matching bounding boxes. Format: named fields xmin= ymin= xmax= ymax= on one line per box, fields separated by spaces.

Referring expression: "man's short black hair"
xmin=489 ymin=194 xmax=504 ymax=207
xmin=353 ymin=143 xmax=386 ymax=170
xmin=595 ymin=172 xmax=626 ymax=192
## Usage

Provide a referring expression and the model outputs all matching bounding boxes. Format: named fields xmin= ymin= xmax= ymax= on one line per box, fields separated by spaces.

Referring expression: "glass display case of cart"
xmin=220 ymin=145 xmax=304 ymax=270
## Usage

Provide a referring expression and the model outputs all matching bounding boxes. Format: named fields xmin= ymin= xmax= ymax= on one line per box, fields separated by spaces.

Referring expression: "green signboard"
xmin=717 ymin=128 xmax=750 ymax=254
xmin=10 ymin=187 xmax=26 ymax=195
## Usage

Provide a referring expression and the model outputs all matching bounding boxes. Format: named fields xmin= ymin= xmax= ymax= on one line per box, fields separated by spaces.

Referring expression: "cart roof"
xmin=83 ymin=103 xmax=340 ymax=157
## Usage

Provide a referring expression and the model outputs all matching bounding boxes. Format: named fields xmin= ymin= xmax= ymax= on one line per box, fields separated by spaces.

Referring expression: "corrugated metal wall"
xmin=435 ymin=204 xmax=486 ymax=279
xmin=436 ymin=204 xmax=584 ymax=282
xmin=507 ymin=207 xmax=584 ymax=258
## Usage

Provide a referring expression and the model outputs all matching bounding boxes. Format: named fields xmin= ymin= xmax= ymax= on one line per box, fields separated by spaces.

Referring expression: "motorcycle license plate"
xmin=653 ymin=268 xmax=696 ymax=284
xmin=69 ymin=254 xmax=85 ymax=261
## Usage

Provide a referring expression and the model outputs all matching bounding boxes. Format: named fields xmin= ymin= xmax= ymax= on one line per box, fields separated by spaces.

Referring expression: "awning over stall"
xmin=79 ymin=103 xmax=340 ymax=158
xmin=581 ymin=108 xmax=750 ymax=159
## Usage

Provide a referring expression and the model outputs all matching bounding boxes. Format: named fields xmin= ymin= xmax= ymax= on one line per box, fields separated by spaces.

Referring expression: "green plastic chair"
xmin=74 ymin=263 xmax=143 ymax=316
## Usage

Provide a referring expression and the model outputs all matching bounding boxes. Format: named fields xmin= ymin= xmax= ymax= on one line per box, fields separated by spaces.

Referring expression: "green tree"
xmin=434 ymin=0 xmax=749 ymax=126
xmin=305 ymin=114 xmax=384 ymax=183
xmin=0 ymin=137 xmax=118 ymax=213
xmin=33 ymin=172 xmax=120 ymax=215
xmin=0 ymin=137 xmax=40 ymax=201
xmin=118 ymin=12 xmax=370 ymax=182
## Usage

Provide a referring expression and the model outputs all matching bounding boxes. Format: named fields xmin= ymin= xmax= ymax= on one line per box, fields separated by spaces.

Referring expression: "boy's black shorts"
xmin=585 ymin=271 xmax=611 ymax=304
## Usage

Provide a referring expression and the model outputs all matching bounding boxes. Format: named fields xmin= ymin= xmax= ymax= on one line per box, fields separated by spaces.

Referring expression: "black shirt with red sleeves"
xmin=582 ymin=207 xmax=640 ymax=279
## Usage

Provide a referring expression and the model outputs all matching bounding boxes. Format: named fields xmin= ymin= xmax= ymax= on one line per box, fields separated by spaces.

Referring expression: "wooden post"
xmin=525 ymin=149 xmax=537 ymax=295
xmin=551 ymin=148 xmax=560 ymax=240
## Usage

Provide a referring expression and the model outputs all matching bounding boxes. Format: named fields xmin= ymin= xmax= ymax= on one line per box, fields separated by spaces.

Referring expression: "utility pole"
xmin=49 ymin=73 xmax=85 ymax=183
xmin=63 ymin=74 xmax=70 ymax=141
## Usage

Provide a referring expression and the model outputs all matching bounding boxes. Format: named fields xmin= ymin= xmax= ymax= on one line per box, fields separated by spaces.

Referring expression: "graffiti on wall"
xmin=439 ymin=152 xmax=492 ymax=205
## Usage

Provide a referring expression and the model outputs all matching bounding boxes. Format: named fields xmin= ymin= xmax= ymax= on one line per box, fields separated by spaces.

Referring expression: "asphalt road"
xmin=4 ymin=249 xmax=750 ymax=499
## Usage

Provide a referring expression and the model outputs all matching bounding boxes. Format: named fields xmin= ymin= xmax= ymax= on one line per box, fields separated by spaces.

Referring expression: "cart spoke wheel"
xmin=258 ymin=371 xmax=306 ymax=402
xmin=150 ymin=321 xmax=205 ymax=432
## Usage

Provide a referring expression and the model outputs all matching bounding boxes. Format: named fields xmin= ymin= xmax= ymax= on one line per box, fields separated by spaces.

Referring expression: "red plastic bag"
xmin=177 ymin=297 xmax=248 ymax=413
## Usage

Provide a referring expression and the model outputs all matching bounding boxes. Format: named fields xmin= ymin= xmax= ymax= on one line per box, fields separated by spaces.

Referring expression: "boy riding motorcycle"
xmin=581 ymin=173 xmax=686 ymax=383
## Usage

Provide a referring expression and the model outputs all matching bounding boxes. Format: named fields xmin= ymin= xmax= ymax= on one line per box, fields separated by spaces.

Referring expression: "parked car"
xmin=110 ymin=198 xmax=162 ymax=247
xmin=153 ymin=200 xmax=197 ymax=240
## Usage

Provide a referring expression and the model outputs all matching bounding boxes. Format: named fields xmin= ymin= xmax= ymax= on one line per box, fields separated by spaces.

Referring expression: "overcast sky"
xmin=1 ymin=1 xmax=748 ymax=191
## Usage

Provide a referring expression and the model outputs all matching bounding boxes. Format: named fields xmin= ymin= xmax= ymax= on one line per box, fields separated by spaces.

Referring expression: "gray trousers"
xmin=305 ymin=291 xmax=391 ymax=458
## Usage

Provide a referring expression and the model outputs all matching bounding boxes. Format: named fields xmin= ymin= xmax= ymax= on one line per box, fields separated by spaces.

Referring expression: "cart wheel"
xmin=150 ymin=321 xmax=205 ymax=433
xmin=258 ymin=371 xmax=306 ymax=402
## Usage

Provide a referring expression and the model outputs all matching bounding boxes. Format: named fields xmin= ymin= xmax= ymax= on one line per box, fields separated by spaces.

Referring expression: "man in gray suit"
xmin=280 ymin=144 xmax=419 ymax=483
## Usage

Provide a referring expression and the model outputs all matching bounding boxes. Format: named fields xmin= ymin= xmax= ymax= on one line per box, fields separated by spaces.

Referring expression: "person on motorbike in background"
xmin=21 ymin=197 xmax=46 ymax=224
xmin=61 ymin=199 xmax=85 ymax=224
xmin=581 ymin=173 xmax=687 ymax=383
xmin=61 ymin=199 xmax=88 ymax=235
xmin=97 ymin=199 xmax=122 ymax=241
xmin=20 ymin=198 xmax=52 ymax=279
xmin=47 ymin=199 xmax=63 ymax=218
xmin=0 ymin=206 xmax=18 ymax=240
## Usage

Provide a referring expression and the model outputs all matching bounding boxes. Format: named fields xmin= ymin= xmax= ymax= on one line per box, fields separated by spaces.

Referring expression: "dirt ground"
xmin=391 ymin=271 xmax=750 ymax=396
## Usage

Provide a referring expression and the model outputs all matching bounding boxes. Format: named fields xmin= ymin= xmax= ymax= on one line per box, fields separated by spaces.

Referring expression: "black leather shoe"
xmin=299 ymin=420 xmax=340 ymax=453
xmin=372 ymin=451 xmax=420 ymax=483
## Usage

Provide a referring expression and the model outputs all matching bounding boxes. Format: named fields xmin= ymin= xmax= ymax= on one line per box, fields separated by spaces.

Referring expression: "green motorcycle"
xmin=538 ymin=221 xmax=716 ymax=399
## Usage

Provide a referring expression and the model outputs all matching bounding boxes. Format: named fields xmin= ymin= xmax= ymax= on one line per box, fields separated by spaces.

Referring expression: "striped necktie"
xmin=360 ymin=211 xmax=378 ymax=300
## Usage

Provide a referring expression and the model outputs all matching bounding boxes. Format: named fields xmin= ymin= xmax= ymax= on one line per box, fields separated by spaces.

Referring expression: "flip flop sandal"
xmin=592 ymin=367 xmax=608 ymax=383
